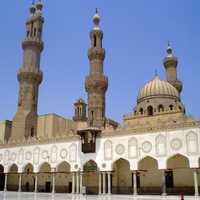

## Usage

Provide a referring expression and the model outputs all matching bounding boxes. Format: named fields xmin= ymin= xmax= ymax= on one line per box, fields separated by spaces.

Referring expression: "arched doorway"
xmin=22 ymin=163 xmax=34 ymax=192
xmin=167 ymin=154 xmax=193 ymax=195
xmin=112 ymin=158 xmax=132 ymax=194
xmin=83 ymin=160 xmax=99 ymax=194
xmin=138 ymin=156 xmax=161 ymax=194
xmin=7 ymin=164 xmax=19 ymax=191
xmin=56 ymin=161 xmax=71 ymax=193
xmin=0 ymin=165 xmax=5 ymax=191
xmin=38 ymin=163 xmax=52 ymax=193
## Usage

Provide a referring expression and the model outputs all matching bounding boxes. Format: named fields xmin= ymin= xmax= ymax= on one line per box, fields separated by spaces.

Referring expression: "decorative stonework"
xmin=102 ymin=163 xmax=106 ymax=168
xmin=42 ymin=150 xmax=49 ymax=159
xmin=142 ymin=141 xmax=152 ymax=153
xmin=11 ymin=152 xmax=17 ymax=162
xmin=186 ymin=132 xmax=198 ymax=154
xmin=128 ymin=137 xmax=138 ymax=159
xmin=170 ymin=138 xmax=182 ymax=150
xmin=74 ymin=164 xmax=78 ymax=169
xmin=69 ymin=144 xmax=77 ymax=162
xmin=156 ymin=135 xmax=167 ymax=156
xmin=33 ymin=147 xmax=40 ymax=165
xmin=115 ymin=144 xmax=125 ymax=155
xmin=60 ymin=149 xmax=68 ymax=159
xmin=25 ymin=152 xmax=32 ymax=160
xmin=104 ymin=140 xmax=112 ymax=160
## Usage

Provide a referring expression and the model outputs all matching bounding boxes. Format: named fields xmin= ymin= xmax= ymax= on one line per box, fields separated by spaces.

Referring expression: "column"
xmin=193 ymin=169 xmax=199 ymax=196
xmin=99 ymin=172 xmax=102 ymax=195
xmin=162 ymin=170 xmax=167 ymax=196
xmin=52 ymin=168 xmax=55 ymax=193
xmin=102 ymin=172 xmax=106 ymax=195
xmin=76 ymin=172 xmax=79 ymax=194
xmin=18 ymin=173 xmax=22 ymax=192
xmin=80 ymin=172 xmax=83 ymax=194
xmin=72 ymin=172 xmax=75 ymax=194
xmin=4 ymin=173 xmax=7 ymax=192
xmin=133 ymin=171 xmax=137 ymax=195
xmin=107 ymin=172 xmax=111 ymax=195
xmin=34 ymin=173 xmax=38 ymax=193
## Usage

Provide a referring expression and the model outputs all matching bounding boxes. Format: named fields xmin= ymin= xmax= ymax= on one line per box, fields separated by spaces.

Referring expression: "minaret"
xmin=10 ymin=1 xmax=44 ymax=142
xmin=163 ymin=43 xmax=183 ymax=94
xmin=73 ymin=98 xmax=87 ymax=122
xmin=85 ymin=10 xmax=108 ymax=128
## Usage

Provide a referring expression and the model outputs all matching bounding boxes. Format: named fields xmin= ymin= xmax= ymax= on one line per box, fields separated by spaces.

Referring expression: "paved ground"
xmin=0 ymin=192 xmax=199 ymax=200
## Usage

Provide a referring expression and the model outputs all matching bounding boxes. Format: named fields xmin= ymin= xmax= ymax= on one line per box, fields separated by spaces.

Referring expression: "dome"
xmin=137 ymin=75 xmax=179 ymax=102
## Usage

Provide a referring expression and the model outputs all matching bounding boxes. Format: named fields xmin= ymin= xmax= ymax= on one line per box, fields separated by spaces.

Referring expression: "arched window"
xmin=147 ymin=106 xmax=153 ymax=116
xmin=94 ymin=35 xmax=97 ymax=47
xmin=158 ymin=104 xmax=164 ymax=112
xmin=139 ymin=108 xmax=144 ymax=115
xmin=31 ymin=128 xmax=34 ymax=137
xmin=169 ymin=105 xmax=174 ymax=111
xmin=34 ymin=28 xmax=37 ymax=36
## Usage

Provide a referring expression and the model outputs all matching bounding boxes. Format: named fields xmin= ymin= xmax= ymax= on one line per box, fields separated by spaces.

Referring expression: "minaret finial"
xmin=93 ymin=8 xmax=100 ymax=30
xmin=36 ymin=0 xmax=43 ymax=13
xmin=167 ymin=41 xmax=173 ymax=56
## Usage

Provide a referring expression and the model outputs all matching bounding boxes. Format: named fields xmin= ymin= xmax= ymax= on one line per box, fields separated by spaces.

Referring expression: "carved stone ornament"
xmin=11 ymin=152 xmax=17 ymax=161
xmin=115 ymin=144 xmax=125 ymax=155
xmin=142 ymin=141 xmax=152 ymax=153
xmin=60 ymin=149 xmax=68 ymax=159
xmin=170 ymin=138 xmax=182 ymax=150
xmin=25 ymin=152 xmax=32 ymax=160
xmin=42 ymin=150 xmax=49 ymax=159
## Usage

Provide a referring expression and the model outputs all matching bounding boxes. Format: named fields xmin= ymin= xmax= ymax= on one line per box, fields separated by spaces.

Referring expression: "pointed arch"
xmin=83 ymin=160 xmax=98 ymax=172
xmin=7 ymin=164 xmax=19 ymax=191
xmin=22 ymin=163 xmax=34 ymax=173
xmin=39 ymin=162 xmax=51 ymax=173
xmin=56 ymin=161 xmax=71 ymax=172
xmin=167 ymin=154 xmax=190 ymax=169
xmin=155 ymin=134 xmax=166 ymax=156
xmin=186 ymin=131 xmax=198 ymax=154
xmin=138 ymin=156 xmax=158 ymax=170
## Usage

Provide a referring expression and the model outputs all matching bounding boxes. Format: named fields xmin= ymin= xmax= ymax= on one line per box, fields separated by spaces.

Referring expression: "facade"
xmin=0 ymin=1 xmax=200 ymax=197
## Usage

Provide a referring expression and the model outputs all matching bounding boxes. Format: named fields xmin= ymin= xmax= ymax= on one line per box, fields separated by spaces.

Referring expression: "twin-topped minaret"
xmin=85 ymin=10 xmax=108 ymax=128
xmin=10 ymin=1 xmax=44 ymax=142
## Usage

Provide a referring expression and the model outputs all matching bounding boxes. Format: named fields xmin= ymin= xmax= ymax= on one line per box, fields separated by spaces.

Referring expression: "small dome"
xmin=93 ymin=9 xmax=100 ymax=30
xmin=137 ymin=75 xmax=179 ymax=102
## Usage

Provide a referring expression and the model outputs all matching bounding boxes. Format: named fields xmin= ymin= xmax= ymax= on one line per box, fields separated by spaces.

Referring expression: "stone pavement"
xmin=0 ymin=192 xmax=200 ymax=200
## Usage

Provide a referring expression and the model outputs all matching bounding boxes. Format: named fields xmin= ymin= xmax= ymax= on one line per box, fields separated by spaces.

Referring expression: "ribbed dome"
xmin=137 ymin=75 xmax=179 ymax=102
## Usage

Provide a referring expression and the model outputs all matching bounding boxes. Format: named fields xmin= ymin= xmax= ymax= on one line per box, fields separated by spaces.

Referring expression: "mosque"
xmin=0 ymin=0 xmax=199 ymax=197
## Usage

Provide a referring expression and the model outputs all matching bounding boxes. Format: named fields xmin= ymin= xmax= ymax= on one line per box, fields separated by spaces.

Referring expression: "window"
xmin=158 ymin=104 xmax=164 ymax=112
xmin=94 ymin=35 xmax=97 ymax=47
xmin=27 ymin=31 xmax=30 ymax=37
xmin=169 ymin=105 xmax=174 ymax=111
xmin=31 ymin=128 xmax=34 ymax=137
xmin=34 ymin=28 xmax=37 ymax=36
xmin=139 ymin=108 xmax=144 ymax=115
xmin=147 ymin=106 xmax=153 ymax=116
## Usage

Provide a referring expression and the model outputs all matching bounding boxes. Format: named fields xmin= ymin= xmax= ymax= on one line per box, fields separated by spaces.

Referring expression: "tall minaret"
xmin=10 ymin=1 xmax=44 ymax=142
xmin=85 ymin=10 xmax=108 ymax=128
xmin=163 ymin=43 xmax=183 ymax=94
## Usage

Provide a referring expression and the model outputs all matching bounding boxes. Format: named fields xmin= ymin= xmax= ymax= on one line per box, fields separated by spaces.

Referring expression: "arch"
xmin=22 ymin=163 xmax=34 ymax=173
xmin=39 ymin=162 xmax=51 ymax=173
xmin=56 ymin=161 xmax=71 ymax=193
xmin=38 ymin=162 xmax=52 ymax=193
xmin=167 ymin=154 xmax=190 ymax=169
xmin=158 ymin=104 xmax=164 ymax=112
xmin=147 ymin=106 xmax=153 ymax=116
xmin=22 ymin=163 xmax=34 ymax=192
xmin=169 ymin=104 xmax=174 ymax=111
xmin=7 ymin=164 xmax=19 ymax=191
xmin=0 ymin=164 xmax=4 ymax=191
xmin=56 ymin=161 xmax=71 ymax=172
xmin=128 ymin=137 xmax=138 ymax=159
xmin=83 ymin=160 xmax=99 ymax=194
xmin=104 ymin=140 xmax=112 ymax=160
xmin=138 ymin=156 xmax=158 ymax=170
xmin=166 ymin=154 xmax=193 ymax=195
xmin=112 ymin=158 xmax=132 ymax=194
xmin=139 ymin=108 xmax=144 ymax=115
xmin=137 ymin=156 xmax=161 ymax=194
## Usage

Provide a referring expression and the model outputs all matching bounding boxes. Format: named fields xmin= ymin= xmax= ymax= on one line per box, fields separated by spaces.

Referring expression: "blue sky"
xmin=0 ymin=0 xmax=200 ymax=123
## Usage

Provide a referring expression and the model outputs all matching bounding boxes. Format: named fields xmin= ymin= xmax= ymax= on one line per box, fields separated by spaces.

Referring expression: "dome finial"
xmin=167 ymin=41 xmax=173 ymax=57
xmin=93 ymin=8 xmax=100 ymax=30
xmin=30 ymin=0 xmax=36 ymax=15
xmin=36 ymin=0 xmax=43 ymax=13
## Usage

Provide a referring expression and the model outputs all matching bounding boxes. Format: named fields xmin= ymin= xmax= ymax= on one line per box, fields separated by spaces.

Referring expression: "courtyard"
xmin=0 ymin=192 xmax=199 ymax=200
